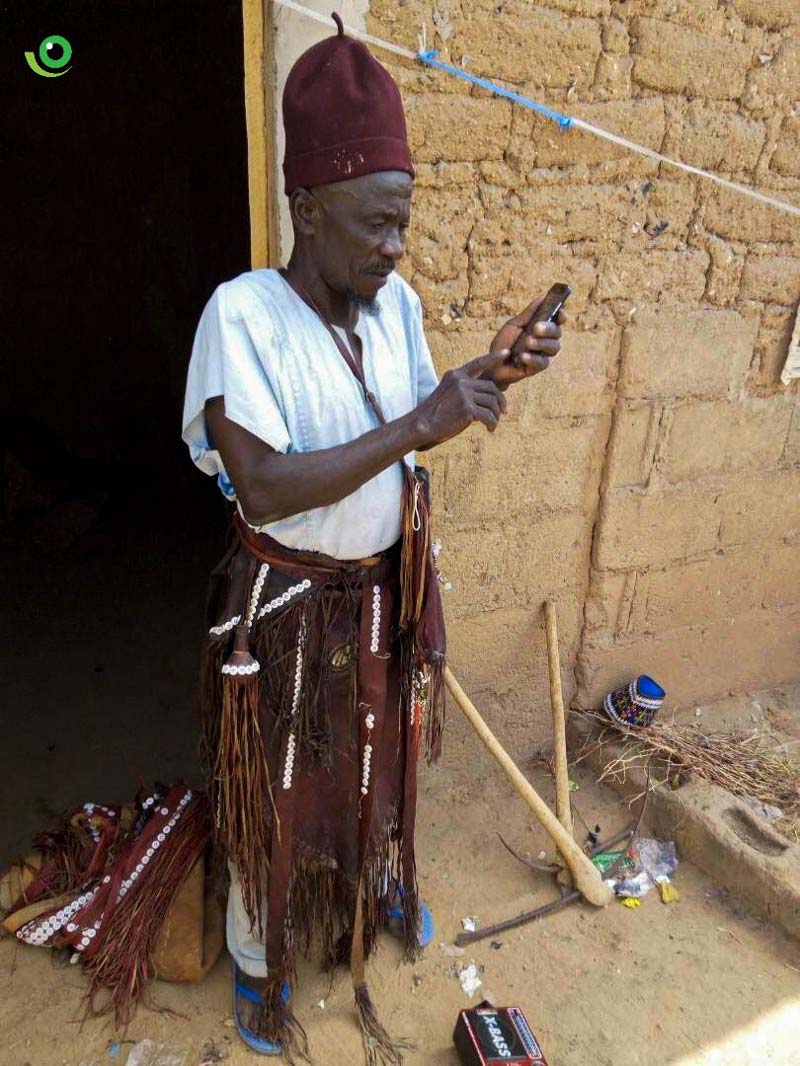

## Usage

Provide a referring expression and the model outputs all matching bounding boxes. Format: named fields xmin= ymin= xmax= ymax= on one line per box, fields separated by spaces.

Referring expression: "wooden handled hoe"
xmin=443 ymin=599 xmax=615 ymax=931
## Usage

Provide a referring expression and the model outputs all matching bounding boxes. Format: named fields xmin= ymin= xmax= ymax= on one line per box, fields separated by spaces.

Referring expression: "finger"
xmin=527 ymin=338 xmax=561 ymax=358
xmin=471 ymin=379 xmax=508 ymax=413
xmin=474 ymin=390 xmax=505 ymax=420
xmin=473 ymin=404 xmax=500 ymax=432
xmin=555 ymin=308 xmax=568 ymax=325
xmin=463 ymin=349 xmax=510 ymax=378
xmin=516 ymin=352 xmax=553 ymax=374
xmin=531 ymin=321 xmax=562 ymax=340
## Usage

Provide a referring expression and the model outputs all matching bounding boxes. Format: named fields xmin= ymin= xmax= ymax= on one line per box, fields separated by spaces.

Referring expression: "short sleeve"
xmin=408 ymin=287 xmax=439 ymax=403
xmin=182 ymin=281 xmax=291 ymax=497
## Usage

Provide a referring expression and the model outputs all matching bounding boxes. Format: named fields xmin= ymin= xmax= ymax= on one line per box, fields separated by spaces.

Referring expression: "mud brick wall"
xmin=358 ymin=0 xmax=800 ymax=752
xmin=272 ymin=2 xmax=799 ymax=755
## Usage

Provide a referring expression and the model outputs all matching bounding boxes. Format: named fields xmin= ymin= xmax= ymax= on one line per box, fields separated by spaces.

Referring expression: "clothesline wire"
xmin=273 ymin=0 xmax=800 ymax=220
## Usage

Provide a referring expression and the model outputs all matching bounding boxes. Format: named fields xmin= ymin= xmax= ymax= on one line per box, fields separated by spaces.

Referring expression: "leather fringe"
xmin=237 ymin=978 xmax=310 ymax=1065
xmin=355 ymin=984 xmax=411 ymax=1066
xmin=284 ymin=822 xmax=402 ymax=971
xmin=82 ymin=792 xmax=210 ymax=1026
xmin=399 ymin=885 xmax=422 ymax=964
xmin=214 ymin=670 xmax=272 ymax=939
xmin=253 ymin=582 xmax=360 ymax=766
xmin=399 ymin=469 xmax=429 ymax=631
xmin=425 ymin=658 xmax=446 ymax=764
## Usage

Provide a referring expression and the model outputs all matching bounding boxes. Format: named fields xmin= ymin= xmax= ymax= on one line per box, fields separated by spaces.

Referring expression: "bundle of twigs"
xmin=573 ymin=709 xmax=800 ymax=823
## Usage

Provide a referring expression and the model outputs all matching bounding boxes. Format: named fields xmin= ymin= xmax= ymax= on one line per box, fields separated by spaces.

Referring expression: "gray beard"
xmin=346 ymin=290 xmax=381 ymax=316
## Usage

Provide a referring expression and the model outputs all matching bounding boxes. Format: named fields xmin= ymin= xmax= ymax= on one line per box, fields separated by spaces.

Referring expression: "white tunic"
xmin=182 ymin=268 xmax=438 ymax=559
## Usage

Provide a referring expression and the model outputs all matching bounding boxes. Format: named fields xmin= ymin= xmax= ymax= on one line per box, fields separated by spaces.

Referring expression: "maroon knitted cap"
xmin=282 ymin=13 xmax=415 ymax=194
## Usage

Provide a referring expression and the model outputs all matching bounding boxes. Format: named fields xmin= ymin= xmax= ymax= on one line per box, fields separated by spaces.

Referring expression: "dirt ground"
xmin=2 ymin=501 xmax=799 ymax=1065
xmin=2 ymin=758 xmax=800 ymax=1066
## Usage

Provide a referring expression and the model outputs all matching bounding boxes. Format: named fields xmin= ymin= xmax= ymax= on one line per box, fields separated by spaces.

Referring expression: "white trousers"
xmin=227 ymin=856 xmax=395 ymax=978
xmin=226 ymin=862 xmax=268 ymax=978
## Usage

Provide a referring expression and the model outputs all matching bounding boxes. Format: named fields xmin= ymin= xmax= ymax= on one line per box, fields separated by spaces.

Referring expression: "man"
xmin=183 ymin=16 xmax=563 ymax=1061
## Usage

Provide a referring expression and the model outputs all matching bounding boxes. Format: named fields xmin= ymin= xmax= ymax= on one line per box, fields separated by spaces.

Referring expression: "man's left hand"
xmin=484 ymin=296 xmax=567 ymax=390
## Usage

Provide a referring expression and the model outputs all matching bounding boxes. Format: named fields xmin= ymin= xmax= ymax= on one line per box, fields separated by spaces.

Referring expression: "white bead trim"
xmin=257 ymin=578 xmax=312 ymax=620
xmin=282 ymin=733 xmax=297 ymax=790
xmin=370 ymin=585 xmax=382 ymax=654
xmin=247 ymin=564 xmax=270 ymax=626
xmin=115 ymin=789 xmax=192 ymax=903
xmin=209 ymin=614 xmax=241 ymax=636
xmin=17 ymin=884 xmax=100 ymax=946
xmin=627 ymin=680 xmax=663 ymax=709
xmin=359 ymin=708 xmax=375 ymax=811
xmin=221 ymin=661 xmax=261 ymax=676
xmin=282 ymin=613 xmax=308 ymax=790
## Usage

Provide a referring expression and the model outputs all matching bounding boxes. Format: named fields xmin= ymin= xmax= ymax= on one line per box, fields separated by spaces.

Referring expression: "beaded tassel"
xmin=214 ymin=560 xmax=272 ymax=933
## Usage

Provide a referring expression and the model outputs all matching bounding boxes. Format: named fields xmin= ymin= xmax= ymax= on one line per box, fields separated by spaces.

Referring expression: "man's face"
xmin=298 ymin=170 xmax=413 ymax=305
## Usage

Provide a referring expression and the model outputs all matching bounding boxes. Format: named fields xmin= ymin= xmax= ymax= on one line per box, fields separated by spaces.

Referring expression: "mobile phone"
xmin=510 ymin=283 xmax=571 ymax=367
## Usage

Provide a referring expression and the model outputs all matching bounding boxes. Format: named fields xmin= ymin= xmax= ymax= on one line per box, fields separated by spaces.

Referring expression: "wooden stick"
xmin=544 ymin=600 xmax=573 ymax=838
xmin=444 ymin=667 xmax=613 ymax=907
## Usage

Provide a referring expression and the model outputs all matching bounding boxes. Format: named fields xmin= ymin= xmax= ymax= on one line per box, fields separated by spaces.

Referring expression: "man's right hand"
xmin=414 ymin=349 xmax=510 ymax=448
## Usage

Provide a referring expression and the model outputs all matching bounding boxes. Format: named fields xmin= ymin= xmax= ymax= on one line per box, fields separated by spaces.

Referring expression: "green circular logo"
xmin=25 ymin=34 xmax=73 ymax=77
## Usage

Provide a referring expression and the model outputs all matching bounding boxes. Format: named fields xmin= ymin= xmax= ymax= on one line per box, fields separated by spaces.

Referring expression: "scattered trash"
xmin=198 ymin=1039 xmax=227 ymax=1065
xmin=441 ymin=942 xmax=466 ymax=957
xmin=223 ymin=1017 xmax=236 ymax=1028
xmin=590 ymin=850 xmax=633 ymax=877
xmin=125 ymin=1041 xmax=189 ymax=1066
xmin=108 ymin=1045 xmax=122 ymax=1060
xmin=537 ymin=851 xmax=547 ymax=861
xmin=461 ymin=916 xmax=478 ymax=932
xmin=620 ymin=898 xmax=640 ymax=909
xmin=659 ymin=883 xmax=680 ymax=904
xmin=645 ymin=220 xmax=669 ymax=238
xmin=695 ymin=708 xmax=703 ymax=717
xmin=458 ymin=963 xmax=482 ymax=997
xmin=608 ymin=838 xmax=678 ymax=899
xmin=316 ymin=999 xmax=325 ymax=1010
xmin=742 ymin=795 xmax=783 ymax=822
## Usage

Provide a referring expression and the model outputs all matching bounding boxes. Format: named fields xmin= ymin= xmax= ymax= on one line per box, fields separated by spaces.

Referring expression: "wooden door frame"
xmin=242 ymin=0 xmax=279 ymax=269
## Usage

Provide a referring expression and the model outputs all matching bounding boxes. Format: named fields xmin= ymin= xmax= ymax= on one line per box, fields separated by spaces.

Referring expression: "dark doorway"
xmin=1 ymin=1 xmax=251 ymax=860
